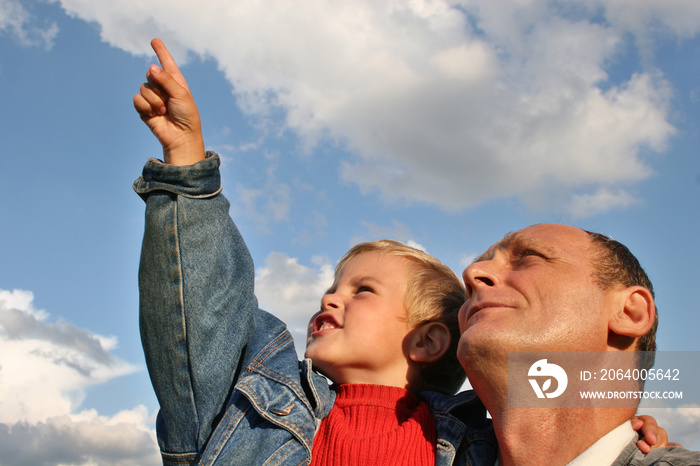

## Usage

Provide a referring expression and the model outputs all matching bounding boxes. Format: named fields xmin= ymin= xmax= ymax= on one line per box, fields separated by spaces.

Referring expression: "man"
xmin=457 ymin=224 xmax=699 ymax=465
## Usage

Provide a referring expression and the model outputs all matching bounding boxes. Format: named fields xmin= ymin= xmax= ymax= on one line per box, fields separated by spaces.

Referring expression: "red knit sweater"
xmin=310 ymin=384 xmax=437 ymax=466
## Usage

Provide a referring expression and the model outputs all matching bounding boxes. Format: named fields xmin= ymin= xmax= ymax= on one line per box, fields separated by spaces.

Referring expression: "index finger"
xmin=151 ymin=38 xmax=190 ymax=90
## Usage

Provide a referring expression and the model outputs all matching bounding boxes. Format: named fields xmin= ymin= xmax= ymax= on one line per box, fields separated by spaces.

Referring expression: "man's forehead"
xmin=476 ymin=224 xmax=592 ymax=261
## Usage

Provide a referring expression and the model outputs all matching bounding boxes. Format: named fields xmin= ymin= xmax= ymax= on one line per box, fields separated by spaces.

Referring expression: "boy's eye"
xmin=356 ymin=285 xmax=374 ymax=294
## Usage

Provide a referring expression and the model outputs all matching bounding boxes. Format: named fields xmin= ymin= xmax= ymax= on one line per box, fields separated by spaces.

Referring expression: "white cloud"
xmin=255 ymin=252 xmax=334 ymax=357
xmin=229 ymin=151 xmax=292 ymax=231
xmin=51 ymin=0 xmax=693 ymax=216
xmin=406 ymin=239 xmax=427 ymax=252
xmin=0 ymin=407 xmax=160 ymax=466
xmin=593 ymin=0 xmax=700 ymax=40
xmin=234 ymin=181 xmax=291 ymax=229
xmin=567 ymin=186 xmax=640 ymax=219
xmin=0 ymin=0 xmax=58 ymax=49
xmin=0 ymin=289 xmax=159 ymax=465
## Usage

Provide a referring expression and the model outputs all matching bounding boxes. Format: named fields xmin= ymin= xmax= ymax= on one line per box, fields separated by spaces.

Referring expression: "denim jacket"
xmin=134 ymin=154 xmax=497 ymax=466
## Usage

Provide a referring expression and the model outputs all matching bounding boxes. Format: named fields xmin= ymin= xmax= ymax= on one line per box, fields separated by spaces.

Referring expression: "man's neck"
xmin=487 ymin=399 xmax=635 ymax=466
xmin=467 ymin=368 xmax=632 ymax=465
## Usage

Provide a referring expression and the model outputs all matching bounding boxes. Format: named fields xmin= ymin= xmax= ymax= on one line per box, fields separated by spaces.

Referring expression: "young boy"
xmin=134 ymin=39 xmax=495 ymax=466
xmin=133 ymin=39 xmax=666 ymax=465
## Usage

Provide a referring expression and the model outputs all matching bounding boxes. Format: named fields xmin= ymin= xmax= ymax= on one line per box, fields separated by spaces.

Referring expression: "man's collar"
xmin=566 ymin=420 xmax=638 ymax=465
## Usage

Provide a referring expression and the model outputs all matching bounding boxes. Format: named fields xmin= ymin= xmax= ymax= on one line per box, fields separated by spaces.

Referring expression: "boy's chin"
xmin=304 ymin=339 xmax=324 ymax=359
xmin=304 ymin=348 xmax=323 ymax=365
xmin=304 ymin=348 xmax=331 ymax=374
xmin=303 ymin=345 xmax=317 ymax=364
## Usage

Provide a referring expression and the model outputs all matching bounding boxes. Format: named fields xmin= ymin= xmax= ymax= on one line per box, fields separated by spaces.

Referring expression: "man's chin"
xmin=458 ymin=330 xmax=511 ymax=359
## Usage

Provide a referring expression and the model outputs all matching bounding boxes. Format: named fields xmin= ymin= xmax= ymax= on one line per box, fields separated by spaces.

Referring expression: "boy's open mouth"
xmin=312 ymin=313 xmax=341 ymax=333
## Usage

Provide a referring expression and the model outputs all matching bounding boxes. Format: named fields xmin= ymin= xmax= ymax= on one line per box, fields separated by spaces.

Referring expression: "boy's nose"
xmin=321 ymin=292 xmax=342 ymax=311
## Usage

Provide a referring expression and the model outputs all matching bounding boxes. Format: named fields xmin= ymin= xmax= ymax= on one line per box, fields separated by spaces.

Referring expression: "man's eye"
xmin=516 ymin=249 xmax=546 ymax=261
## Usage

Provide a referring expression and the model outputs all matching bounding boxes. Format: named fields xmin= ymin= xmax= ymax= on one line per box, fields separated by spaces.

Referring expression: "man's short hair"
xmin=585 ymin=231 xmax=658 ymax=369
xmin=335 ymin=240 xmax=467 ymax=394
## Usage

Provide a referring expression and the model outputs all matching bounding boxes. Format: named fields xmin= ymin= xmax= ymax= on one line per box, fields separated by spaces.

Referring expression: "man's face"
xmin=305 ymin=251 xmax=414 ymax=386
xmin=457 ymin=224 xmax=614 ymax=358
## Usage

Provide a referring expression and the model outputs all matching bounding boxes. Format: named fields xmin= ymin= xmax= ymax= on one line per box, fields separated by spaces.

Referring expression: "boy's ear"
xmin=608 ymin=286 xmax=655 ymax=344
xmin=407 ymin=322 xmax=450 ymax=364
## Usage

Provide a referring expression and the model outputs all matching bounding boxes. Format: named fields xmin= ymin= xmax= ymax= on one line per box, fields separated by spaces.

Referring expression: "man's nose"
xmin=462 ymin=261 xmax=498 ymax=297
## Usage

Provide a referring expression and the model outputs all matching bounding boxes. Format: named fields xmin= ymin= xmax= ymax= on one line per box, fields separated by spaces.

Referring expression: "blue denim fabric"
xmin=134 ymin=154 xmax=497 ymax=466
xmin=421 ymin=391 xmax=496 ymax=466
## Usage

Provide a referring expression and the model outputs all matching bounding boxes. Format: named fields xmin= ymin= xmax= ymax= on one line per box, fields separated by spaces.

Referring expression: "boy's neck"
xmin=326 ymin=363 xmax=420 ymax=394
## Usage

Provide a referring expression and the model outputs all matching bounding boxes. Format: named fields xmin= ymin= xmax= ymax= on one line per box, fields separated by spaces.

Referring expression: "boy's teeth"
xmin=320 ymin=322 xmax=337 ymax=330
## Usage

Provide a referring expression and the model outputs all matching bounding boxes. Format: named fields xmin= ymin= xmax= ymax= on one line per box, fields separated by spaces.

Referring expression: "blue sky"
xmin=1 ymin=0 xmax=699 ymax=463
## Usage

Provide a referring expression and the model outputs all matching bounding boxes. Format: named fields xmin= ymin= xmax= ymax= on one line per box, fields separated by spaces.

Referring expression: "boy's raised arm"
xmin=133 ymin=38 xmax=205 ymax=166
xmin=133 ymin=40 xmax=259 ymax=462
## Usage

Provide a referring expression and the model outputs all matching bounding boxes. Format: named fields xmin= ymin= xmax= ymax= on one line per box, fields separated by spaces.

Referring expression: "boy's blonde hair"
xmin=334 ymin=239 xmax=467 ymax=394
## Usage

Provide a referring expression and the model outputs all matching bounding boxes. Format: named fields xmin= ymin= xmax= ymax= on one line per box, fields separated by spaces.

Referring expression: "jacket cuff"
xmin=132 ymin=151 xmax=223 ymax=201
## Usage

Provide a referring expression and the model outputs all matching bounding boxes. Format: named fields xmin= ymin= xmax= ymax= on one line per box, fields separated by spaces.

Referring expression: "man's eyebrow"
xmin=472 ymin=231 xmax=516 ymax=263
xmin=472 ymin=231 xmax=554 ymax=263
xmin=472 ymin=250 xmax=492 ymax=264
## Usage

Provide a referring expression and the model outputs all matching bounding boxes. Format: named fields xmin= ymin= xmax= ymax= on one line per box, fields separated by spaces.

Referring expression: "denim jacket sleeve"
xmin=133 ymin=153 xmax=259 ymax=460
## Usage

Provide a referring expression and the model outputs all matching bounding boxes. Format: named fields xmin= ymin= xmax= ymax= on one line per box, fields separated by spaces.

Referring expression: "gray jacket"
xmin=612 ymin=437 xmax=700 ymax=466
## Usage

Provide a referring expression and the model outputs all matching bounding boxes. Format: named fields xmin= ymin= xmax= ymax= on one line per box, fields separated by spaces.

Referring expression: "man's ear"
xmin=407 ymin=322 xmax=450 ymax=363
xmin=608 ymin=287 xmax=655 ymax=343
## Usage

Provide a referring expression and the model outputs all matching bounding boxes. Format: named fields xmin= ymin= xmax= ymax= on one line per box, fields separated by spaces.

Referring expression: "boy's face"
xmin=305 ymin=251 xmax=415 ymax=387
